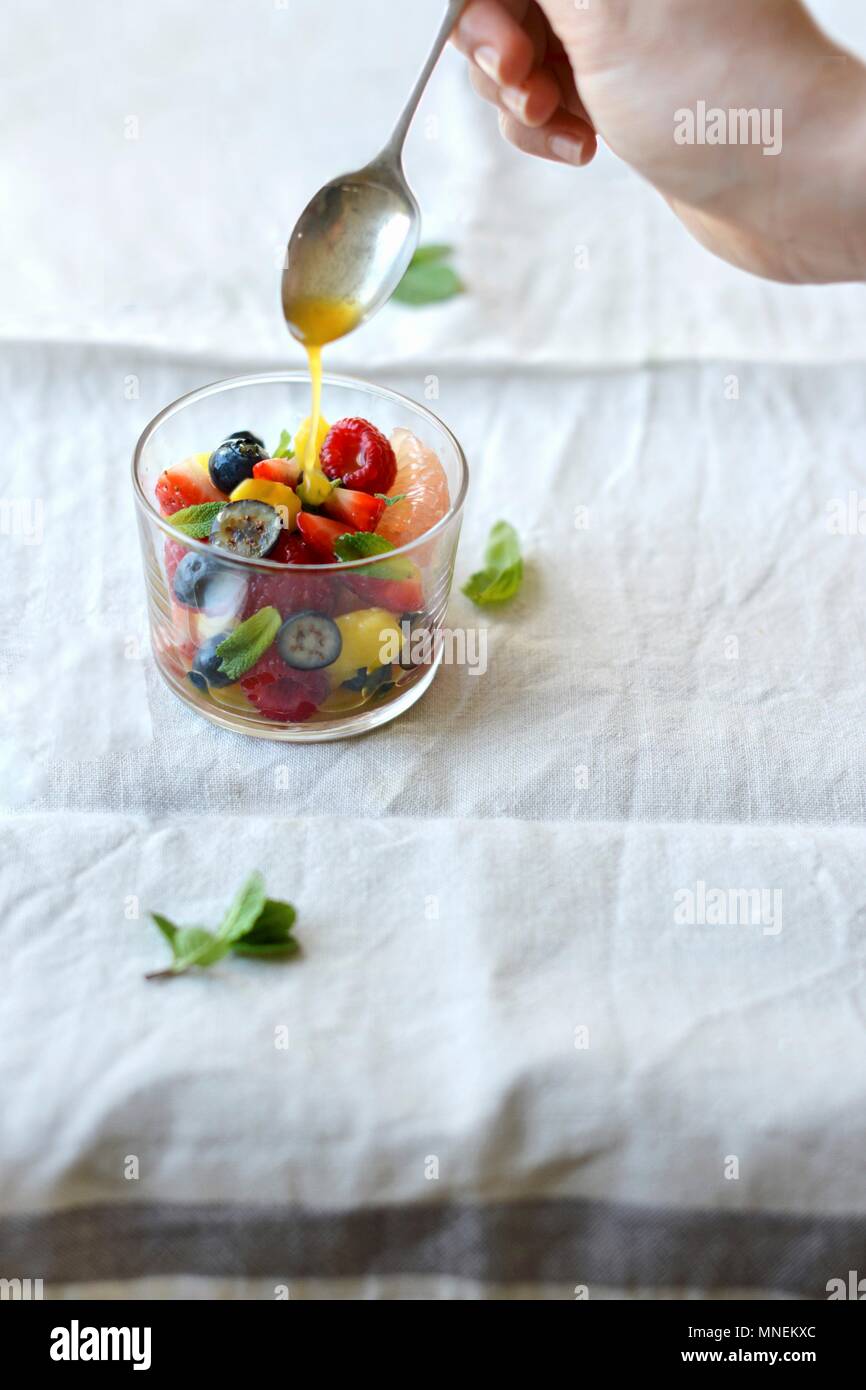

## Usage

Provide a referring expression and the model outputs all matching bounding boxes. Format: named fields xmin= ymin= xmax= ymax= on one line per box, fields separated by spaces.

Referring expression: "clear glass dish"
xmin=132 ymin=371 xmax=468 ymax=741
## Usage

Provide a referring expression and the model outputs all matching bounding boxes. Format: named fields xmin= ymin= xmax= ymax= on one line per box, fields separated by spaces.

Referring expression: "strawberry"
xmin=253 ymin=457 xmax=301 ymax=487
xmin=155 ymin=457 xmax=225 ymax=516
xmin=269 ymin=531 xmax=321 ymax=565
xmin=322 ymin=487 xmax=385 ymax=533
xmin=346 ymin=574 xmax=424 ymax=614
xmin=164 ymin=537 xmax=189 ymax=588
xmin=320 ymin=418 xmax=397 ymax=495
xmin=241 ymin=650 xmax=328 ymax=723
xmin=241 ymin=532 xmax=334 ymax=619
xmin=296 ymin=512 xmax=351 ymax=561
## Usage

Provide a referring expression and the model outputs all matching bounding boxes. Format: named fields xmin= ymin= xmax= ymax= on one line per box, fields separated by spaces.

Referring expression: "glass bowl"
xmin=132 ymin=372 xmax=468 ymax=741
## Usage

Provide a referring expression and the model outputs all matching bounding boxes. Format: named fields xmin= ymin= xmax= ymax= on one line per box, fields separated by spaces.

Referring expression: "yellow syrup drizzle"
xmin=282 ymin=295 xmax=362 ymax=505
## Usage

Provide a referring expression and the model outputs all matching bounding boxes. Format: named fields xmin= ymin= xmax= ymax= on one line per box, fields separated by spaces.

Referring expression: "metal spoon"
xmin=281 ymin=0 xmax=468 ymax=345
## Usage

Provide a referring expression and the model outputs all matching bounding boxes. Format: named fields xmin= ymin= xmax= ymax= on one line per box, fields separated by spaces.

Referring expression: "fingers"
xmin=498 ymin=109 xmax=597 ymax=166
xmin=469 ymin=60 xmax=561 ymax=129
xmin=452 ymin=0 xmax=535 ymax=87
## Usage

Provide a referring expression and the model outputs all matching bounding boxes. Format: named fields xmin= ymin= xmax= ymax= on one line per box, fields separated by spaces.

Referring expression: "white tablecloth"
xmin=2 ymin=0 xmax=866 ymax=1300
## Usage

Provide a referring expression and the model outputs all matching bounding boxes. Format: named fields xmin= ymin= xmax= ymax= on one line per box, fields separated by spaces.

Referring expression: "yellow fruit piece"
xmin=229 ymin=479 xmax=301 ymax=531
xmin=195 ymin=613 xmax=239 ymax=644
xmin=191 ymin=452 xmax=212 ymax=474
xmin=318 ymin=687 xmax=368 ymax=715
xmin=210 ymin=683 xmax=257 ymax=714
xmin=294 ymin=414 xmax=330 ymax=467
xmin=327 ymin=608 xmax=402 ymax=689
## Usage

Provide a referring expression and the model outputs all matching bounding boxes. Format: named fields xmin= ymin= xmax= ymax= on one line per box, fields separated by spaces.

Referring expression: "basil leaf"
xmin=462 ymin=521 xmax=524 ymax=606
xmin=169 ymin=502 xmax=225 ymax=539
xmin=216 ymin=607 xmax=281 ymax=682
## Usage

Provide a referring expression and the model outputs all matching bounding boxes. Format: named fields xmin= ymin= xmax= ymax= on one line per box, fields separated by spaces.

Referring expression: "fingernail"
xmin=500 ymin=86 xmax=529 ymax=121
xmin=548 ymin=134 xmax=585 ymax=165
xmin=475 ymin=46 xmax=501 ymax=83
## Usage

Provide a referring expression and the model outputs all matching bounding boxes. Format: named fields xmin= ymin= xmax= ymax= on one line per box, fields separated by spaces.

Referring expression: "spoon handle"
xmin=380 ymin=0 xmax=470 ymax=164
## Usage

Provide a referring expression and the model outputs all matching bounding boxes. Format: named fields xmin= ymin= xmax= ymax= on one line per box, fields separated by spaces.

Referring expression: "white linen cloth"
xmin=2 ymin=0 xmax=866 ymax=1299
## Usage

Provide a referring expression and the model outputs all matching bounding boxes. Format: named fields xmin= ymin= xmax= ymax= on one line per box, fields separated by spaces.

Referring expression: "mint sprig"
xmin=392 ymin=244 xmax=465 ymax=307
xmin=215 ymin=606 xmax=281 ymax=681
xmin=273 ymin=429 xmax=295 ymax=460
xmin=168 ymin=502 xmax=225 ymax=539
xmin=145 ymin=873 xmax=299 ymax=979
xmin=462 ymin=521 xmax=524 ymax=606
xmin=333 ymin=532 xmax=418 ymax=580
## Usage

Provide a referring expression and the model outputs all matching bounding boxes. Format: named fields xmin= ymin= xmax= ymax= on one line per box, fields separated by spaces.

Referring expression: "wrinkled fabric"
xmin=2 ymin=0 xmax=866 ymax=1300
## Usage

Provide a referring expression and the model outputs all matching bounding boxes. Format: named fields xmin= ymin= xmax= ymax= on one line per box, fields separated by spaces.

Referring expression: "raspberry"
xmin=241 ymin=650 xmax=328 ymax=723
xmin=320 ymin=418 xmax=397 ymax=495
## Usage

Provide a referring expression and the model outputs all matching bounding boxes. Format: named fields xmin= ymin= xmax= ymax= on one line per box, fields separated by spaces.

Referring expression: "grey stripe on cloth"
xmin=1 ymin=1200 xmax=863 ymax=1296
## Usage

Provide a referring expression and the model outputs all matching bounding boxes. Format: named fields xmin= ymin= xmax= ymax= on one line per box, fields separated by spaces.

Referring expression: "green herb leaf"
xmin=215 ymin=607 xmax=281 ymax=682
xmin=409 ymin=243 xmax=454 ymax=265
xmin=151 ymin=913 xmax=180 ymax=948
xmin=334 ymin=533 xmax=395 ymax=561
xmin=334 ymin=532 xmax=417 ymax=580
xmin=168 ymin=502 xmax=225 ymax=539
xmin=232 ymin=938 xmax=301 ymax=960
xmin=374 ymin=493 xmax=407 ymax=508
xmin=237 ymin=898 xmax=297 ymax=944
xmin=392 ymin=245 xmax=465 ymax=307
xmin=273 ymin=429 xmax=295 ymax=460
xmin=145 ymin=879 xmax=299 ymax=979
xmin=462 ymin=520 xmax=524 ymax=606
xmin=216 ymin=872 xmax=268 ymax=945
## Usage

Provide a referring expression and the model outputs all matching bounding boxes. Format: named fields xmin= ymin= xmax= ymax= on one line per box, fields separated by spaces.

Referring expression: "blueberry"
xmin=210 ymin=499 xmax=282 ymax=559
xmin=209 ymin=437 xmax=267 ymax=493
xmin=224 ymin=430 xmax=266 ymax=450
xmin=277 ymin=611 xmax=342 ymax=670
xmin=172 ymin=551 xmax=247 ymax=613
xmin=192 ymin=632 xmax=235 ymax=689
xmin=188 ymin=670 xmax=208 ymax=692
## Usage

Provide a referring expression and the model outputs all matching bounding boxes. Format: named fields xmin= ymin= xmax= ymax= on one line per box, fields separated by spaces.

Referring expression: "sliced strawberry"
xmin=164 ymin=537 xmax=189 ymax=587
xmin=297 ymin=512 xmax=352 ymax=561
xmin=346 ymin=574 xmax=424 ymax=613
xmin=322 ymin=487 xmax=386 ymax=533
xmin=269 ymin=531 xmax=322 ymax=566
xmin=155 ymin=458 xmax=225 ymax=516
xmin=253 ymin=457 xmax=301 ymax=487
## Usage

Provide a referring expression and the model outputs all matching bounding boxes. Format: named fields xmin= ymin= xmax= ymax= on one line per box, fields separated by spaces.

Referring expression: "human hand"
xmin=453 ymin=0 xmax=866 ymax=283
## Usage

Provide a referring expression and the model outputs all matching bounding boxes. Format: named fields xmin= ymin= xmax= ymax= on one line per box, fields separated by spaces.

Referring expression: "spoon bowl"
xmin=281 ymin=161 xmax=420 ymax=345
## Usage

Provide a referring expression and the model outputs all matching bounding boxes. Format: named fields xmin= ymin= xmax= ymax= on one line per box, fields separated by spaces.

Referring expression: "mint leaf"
xmin=334 ymin=531 xmax=417 ymax=580
xmin=462 ymin=521 xmax=523 ymax=606
xmin=216 ymin=607 xmax=281 ymax=682
xmin=273 ymin=429 xmax=295 ymax=460
xmin=374 ymin=493 xmax=407 ymax=508
xmin=409 ymin=243 xmax=454 ymax=265
xmin=392 ymin=245 xmax=465 ymax=307
xmin=216 ymin=872 xmax=268 ymax=945
xmin=145 ymin=878 xmax=299 ymax=979
xmin=145 ymin=924 xmax=229 ymax=979
xmin=151 ymin=913 xmax=179 ymax=948
xmin=334 ymin=533 xmax=395 ymax=561
xmin=169 ymin=502 xmax=225 ymax=539
xmin=238 ymin=899 xmax=297 ymax=943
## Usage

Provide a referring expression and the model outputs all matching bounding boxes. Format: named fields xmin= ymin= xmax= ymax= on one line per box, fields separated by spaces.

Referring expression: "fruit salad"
xmin=152 ymin=414 xmax=451 ymax=728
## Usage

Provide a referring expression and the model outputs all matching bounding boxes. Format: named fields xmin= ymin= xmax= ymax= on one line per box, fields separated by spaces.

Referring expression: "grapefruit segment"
xmin=375 ymin=429 xmax=450 ymax=547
